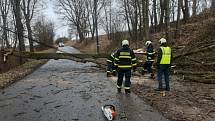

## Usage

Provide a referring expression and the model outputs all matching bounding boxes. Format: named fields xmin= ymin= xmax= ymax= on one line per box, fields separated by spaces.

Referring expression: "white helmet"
xmin=122 ymin=40 xmax=129 ymax=46
xmin=145 ymin=41 xmax=152 ymax=46
xmin=159 ymin=38 xmax=167 ymax=44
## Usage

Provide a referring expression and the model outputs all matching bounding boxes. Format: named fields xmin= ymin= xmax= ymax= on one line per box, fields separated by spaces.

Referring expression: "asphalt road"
xmin=0 ymin=46 xmax=169 ymax=121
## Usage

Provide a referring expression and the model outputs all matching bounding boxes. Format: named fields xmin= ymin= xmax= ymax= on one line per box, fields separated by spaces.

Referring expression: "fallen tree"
xmin=4 ymin=50 xmax=144 ymax=68
xmin=11 ymin=51 xmax=109 ymax=60
xmin=3 ymin=51 xmax=108 ymax=69
xmin=183 ymin=75 xmax=215 ymax=84
xmin=174 ymin=44 xmax=215 ymax=59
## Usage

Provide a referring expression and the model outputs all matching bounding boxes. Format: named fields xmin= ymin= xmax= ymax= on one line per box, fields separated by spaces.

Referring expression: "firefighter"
xmin=141 ymin=41 xmax=155 ymax=78
xmin=155 ymin=38 xmax=173 ymax=91
xmin=114 ymin=40 xmax=137 ymax=94
xmin=106 ymin=52 xmax=117 ymax=77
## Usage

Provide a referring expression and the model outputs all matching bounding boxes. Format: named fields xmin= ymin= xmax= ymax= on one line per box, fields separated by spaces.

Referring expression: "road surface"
xmin=0 ymin=46 xmax=168 ymax=121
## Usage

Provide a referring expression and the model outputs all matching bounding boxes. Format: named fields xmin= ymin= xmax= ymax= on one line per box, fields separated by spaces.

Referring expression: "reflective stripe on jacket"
xmin=107 ymin=52 xmax=116 ymax=71
xmin=114 ymin=47 xmax=137 ymax=70
xmin=146 ymin=44 xmax=155 ymax=62
xmin=107 ymin=53 xmax=115 ymax=63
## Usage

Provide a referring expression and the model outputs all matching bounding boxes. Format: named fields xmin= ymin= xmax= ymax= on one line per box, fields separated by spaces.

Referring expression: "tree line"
xmin=0 ymin=0 xmax=55 ymax=52
xmin=56 ymin=0 xmax=215 ymax=51
xmin=1 ymin=0 xmax=214 ymax=54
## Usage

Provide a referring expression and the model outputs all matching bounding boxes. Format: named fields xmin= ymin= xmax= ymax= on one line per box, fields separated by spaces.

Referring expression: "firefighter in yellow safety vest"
xmin=155 ymin=38 xmax=173 ymax=91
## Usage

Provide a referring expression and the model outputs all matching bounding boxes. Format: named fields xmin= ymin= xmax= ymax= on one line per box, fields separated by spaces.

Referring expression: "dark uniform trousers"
xmin=117 ymin=69 xmax=131 ymax=91
xmin=106 ymin=53 xmax=116 ymax=76
xmin=143 ymin=61 xmax=153 ymax=74
xmin=142 ymin=45 xmax=155 ymax=77
xmin=114 ymin=47 xmax=137 ymax=93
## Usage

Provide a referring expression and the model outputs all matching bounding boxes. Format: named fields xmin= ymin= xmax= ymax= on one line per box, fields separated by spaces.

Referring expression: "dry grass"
xmin=0 ymin=60 xmax=47 ymax=89
xmin=65 ymin=36 xmax=112 ymax=54
xmin=0 ymin=48 xmax=56 ymax=89
xmin=35 ymin=48 xmax=57 ymax=53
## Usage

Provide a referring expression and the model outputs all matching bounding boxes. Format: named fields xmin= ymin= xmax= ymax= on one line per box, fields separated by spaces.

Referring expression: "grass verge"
xmin=0 ymin=48 xmax=56 ymax=89
xmin=0 ymin=59 xmax=48 ymax=89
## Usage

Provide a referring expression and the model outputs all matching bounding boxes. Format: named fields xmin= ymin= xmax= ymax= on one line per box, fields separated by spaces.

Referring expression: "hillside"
xmin=70 ymin=10 xmax=215 ymax=83
xmin=69 ymin=10 xmax=215 ymax=121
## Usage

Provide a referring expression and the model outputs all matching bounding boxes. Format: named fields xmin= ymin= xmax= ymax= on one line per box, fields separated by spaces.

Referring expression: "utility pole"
xmin=94 ymin=0 xmax=99 ymax=54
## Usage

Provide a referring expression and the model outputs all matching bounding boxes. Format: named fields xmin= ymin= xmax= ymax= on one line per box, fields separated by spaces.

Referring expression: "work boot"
xmin=141 ymin=70 xmax=145 ymax=75
xmin=112 ymin=71 xmax=117 ymax=76
xmin=150 ymin=73 xmax=155 ymax=79
xmin=154 ymin=88 xmax=163 ymax=91
xmin=117 ymin=88 xmax=121 ymax=93
xmin=125 ymin=89 xmax=131 ymax=94
xmin=165 ymin=88 xmax=170 ymax=91
xmin=107 ymin=72 xmax=111 ymax=77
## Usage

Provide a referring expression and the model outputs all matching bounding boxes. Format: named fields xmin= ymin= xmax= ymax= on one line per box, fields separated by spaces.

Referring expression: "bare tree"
xmin=121 ymin=0 xmax=140 ymax=47
xmin=159 ymin=0 xmax=165 ymax=25
xmin=122 ymin=0 xmax=132 ymax=39
xmin=56 ymin=0 xmax=89 ymax=42
xmin=153 ymin=0 xmax=158 ymax=31
xmin=0 ymin=0 xmax=10 ymax=48
xmin=102 ymin=0 xmax=112 ymax=40
xmin=85 ymin=0 xmax=95 ymax=40
xmin=94 ymin=0 xmax=99 ymax=53
xmin=211 ymin=0 xmax=215 ymax=13
xmin=164 ymin=0 xmax=170 ymax=41
xmin=192 ymin=0 xmax=197 ymax=16
xmin=33 ymin=16 xmax=55 ymax=49
xmin=176 ymin=0 xmax=182 ymax=37
xmin=21 ymin=0 xmax=39 ymax=52
xmin=182 ymin=0 xmax=190 ymax=21
xmin=170 ymin=0 xmax=177 ymax=21
xmin=111 ymin=13 xmax=127 ymax=45
xmin=10 ymin=0 xmax=26 ymax=52
xmin=143 ymin=0 xmax=149 ymax=41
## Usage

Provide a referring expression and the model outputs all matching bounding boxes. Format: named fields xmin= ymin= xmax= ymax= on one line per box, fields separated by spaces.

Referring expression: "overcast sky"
xmin=42 ymin=0 xmax=69 ymax=38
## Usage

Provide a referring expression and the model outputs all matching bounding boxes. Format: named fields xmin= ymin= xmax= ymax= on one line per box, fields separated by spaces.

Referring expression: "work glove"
xmin=133 ymin=67 xmax=136 ymax=72
xmin=112 ymin=71 xmax=117 ymax=76
xmin=107 ymin=72 xmax=111 ymax=77
xmin=156 ymin=63 xmax=160 ymax=69
xmin=115 ymin=66 xmax=118 ymax=72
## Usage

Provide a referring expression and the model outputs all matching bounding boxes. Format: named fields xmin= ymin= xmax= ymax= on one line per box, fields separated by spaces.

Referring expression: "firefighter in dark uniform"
xmin=142 ymin=41 xmax=155 ymax=78
xmin=106 ymin=52 xmax=117 ymax=77
xmin=114 ymin=40 xmax=137 ymax=94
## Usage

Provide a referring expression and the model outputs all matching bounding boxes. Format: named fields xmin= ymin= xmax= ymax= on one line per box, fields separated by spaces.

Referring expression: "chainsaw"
xmin=101 ymin=105 xmax=117 ymax=121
